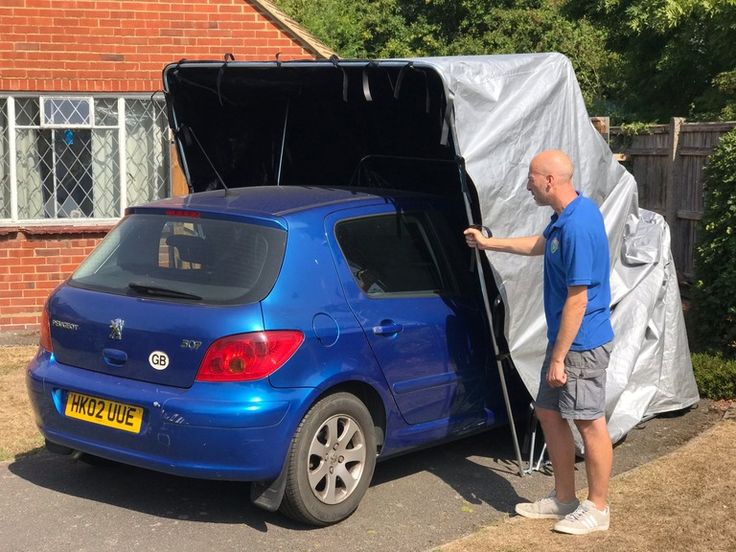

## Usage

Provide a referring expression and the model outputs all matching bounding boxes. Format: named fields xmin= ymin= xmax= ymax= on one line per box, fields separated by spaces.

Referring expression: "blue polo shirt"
xmin=542 ymin=194 xmax=614 ymax=351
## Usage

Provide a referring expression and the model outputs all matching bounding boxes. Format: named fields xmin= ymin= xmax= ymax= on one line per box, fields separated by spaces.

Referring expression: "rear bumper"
xmin=26 ymin=350 xmax=313 ymax=481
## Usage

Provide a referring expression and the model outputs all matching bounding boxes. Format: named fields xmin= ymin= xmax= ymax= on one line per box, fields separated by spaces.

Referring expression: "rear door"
xmin=326 ymin=203 xmax=489 ymax=425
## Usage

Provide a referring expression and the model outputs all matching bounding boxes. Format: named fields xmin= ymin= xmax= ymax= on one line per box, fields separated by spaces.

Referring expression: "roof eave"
xmin=249 ymin=0 xmax=338 ymax=60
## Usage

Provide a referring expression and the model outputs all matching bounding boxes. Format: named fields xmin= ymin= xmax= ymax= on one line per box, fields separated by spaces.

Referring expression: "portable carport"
xmin=162 ymin=52 xmax=700 ymax=470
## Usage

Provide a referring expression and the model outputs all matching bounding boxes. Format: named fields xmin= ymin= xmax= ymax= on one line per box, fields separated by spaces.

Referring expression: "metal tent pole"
xmin=456 ymin=157 xmax=526 ymax=477
xmin=276 ymin=100 xmax=290 ymax=186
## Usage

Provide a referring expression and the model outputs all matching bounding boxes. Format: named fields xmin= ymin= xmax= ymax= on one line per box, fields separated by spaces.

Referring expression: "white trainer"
xmin=553 ymin=499 xmax=610 ymax=534
xmin=514 ymin=490 xmax=580 ymax=520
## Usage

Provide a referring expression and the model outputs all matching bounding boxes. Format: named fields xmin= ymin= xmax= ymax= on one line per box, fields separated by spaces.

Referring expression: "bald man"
xmin=464 ymin=150 xmax=614 ymax=535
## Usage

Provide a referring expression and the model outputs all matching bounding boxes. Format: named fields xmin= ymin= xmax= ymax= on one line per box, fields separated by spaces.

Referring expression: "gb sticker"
xmin=148 ymin=351 xmax=170 ymax=371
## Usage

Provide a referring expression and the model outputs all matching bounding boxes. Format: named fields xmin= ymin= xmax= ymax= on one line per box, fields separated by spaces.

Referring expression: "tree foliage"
xmin=564 ymin=0 xmax=736 ymax=120
xmin=275 ymin=0 xmax=736 ymax=121
xmin=691 ymin=128 xmax=736 ymax=356
xmin=275 ymin=0 xmax=614 ymax=105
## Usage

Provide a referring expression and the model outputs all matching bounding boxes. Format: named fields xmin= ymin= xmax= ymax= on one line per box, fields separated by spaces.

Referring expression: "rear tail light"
xmin=196 ymin=331 xmax=304 ymax=382
xmin=39 ymin=300 xmax=53 ymax=352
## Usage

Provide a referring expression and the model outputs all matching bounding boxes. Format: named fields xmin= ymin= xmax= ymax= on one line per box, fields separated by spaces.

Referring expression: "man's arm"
xmin=547 ymin=285 xmax=588 ymax=388
xmin=464 ymin=228 xmax=545 ymax=256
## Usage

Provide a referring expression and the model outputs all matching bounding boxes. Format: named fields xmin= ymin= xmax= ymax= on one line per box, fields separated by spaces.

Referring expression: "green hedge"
xmin=691 ymin=127 xmax=736 ymax=356
xmin=692 ymin=353 xmax=736 ymax=400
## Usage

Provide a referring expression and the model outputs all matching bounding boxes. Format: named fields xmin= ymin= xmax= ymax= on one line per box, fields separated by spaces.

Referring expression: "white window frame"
xmin=0 ymin=93 xmax=171 ymax=227
xmin=40 ymin=96 xmax=95 ymax=128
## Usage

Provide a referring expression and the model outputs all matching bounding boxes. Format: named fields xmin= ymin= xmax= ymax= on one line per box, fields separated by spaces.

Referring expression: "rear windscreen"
xmin=70 ymin=213 xmax=286 ymax=305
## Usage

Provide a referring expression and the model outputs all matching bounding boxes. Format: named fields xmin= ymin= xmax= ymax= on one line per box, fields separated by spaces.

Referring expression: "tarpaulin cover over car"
xmin=163 ymin=52 xmax=699 ymax=445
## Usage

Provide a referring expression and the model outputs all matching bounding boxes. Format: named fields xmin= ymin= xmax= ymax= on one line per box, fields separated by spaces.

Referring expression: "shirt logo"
xmin=550 ymin=237 xmax=560 ymax=254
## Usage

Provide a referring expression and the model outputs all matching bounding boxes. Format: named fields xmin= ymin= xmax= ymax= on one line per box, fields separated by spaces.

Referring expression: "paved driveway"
xmin=0 ymin=404 xmax=718 ymax=552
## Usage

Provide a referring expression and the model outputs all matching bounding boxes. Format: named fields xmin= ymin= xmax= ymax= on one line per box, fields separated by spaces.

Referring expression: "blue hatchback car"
xmin=27 ymin=184 xmax=511 ymax=525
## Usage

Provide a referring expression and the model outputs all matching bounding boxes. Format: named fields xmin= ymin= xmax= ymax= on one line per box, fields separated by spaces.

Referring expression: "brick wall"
xmin=0 ymin=229 xmax=110 ymax=331
xmin=0 ymin=0 xmax=315 ymax=93
xmin=0 ymin=1 xmax=319 ymax=333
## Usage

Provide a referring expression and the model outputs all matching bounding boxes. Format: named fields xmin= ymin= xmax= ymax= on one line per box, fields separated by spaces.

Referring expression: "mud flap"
xmin=249 ymin=462 xmax=288 ymax=512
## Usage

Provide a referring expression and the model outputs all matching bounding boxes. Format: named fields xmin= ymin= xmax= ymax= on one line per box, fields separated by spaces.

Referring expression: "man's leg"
xmin=552 ymin=346 xmax=612 ymax=535
xmin=536 ymin=406 xmax=576 ymax=502
xmin=553 ymin=416 xmax=612 ymax=534
xmin=514 ymin=352 xmax=580 ymax=520
xmin=574 ymin=417 xmax=612 ymax=510
xmin=515 ymin=405 xmax=579 ymax=519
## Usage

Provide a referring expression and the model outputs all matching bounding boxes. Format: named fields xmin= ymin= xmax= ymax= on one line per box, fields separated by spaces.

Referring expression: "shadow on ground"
xmin=8 ymin=426 xmax=524 ymax=531
xmin=7 ymin=402 xmax=721 ymax=543
xmin=372 ymin=426 xmax=526 ymax=512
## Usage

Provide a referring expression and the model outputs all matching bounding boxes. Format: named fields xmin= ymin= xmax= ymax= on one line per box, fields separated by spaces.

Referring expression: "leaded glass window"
xmin=1 ymin=95 xmax=171 ymax=222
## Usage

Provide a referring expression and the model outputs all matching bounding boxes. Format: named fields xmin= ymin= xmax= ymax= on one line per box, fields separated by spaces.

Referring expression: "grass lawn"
xmin=0 ymin=345 xmax=44 ymax=461
xmin=439 ymin=416 xmax=736 ymax=552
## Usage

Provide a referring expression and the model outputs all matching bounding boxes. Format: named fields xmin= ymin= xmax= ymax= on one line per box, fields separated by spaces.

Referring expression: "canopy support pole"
xmin=276 ymin=99 xmax=290 ymax=186
xmin=456 ymin=156 xmax=525 ymax=477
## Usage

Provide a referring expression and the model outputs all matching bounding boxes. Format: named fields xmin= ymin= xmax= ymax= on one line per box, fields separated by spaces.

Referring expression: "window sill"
xmin=0 ymin=222 xmax=116 ymax=237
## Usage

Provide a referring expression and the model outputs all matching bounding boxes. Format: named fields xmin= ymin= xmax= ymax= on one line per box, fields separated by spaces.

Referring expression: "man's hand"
xmin=547 ymin=358 xmax=568 ymax=388
xmin=464 ymin=227 xmax=486 ymax=249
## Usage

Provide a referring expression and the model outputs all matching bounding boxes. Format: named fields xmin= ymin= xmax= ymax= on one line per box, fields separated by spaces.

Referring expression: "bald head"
xmin=531 ymin=150 xmax=574 ymax=183
xmin=526 ymin=150 xmax=577 ymax=212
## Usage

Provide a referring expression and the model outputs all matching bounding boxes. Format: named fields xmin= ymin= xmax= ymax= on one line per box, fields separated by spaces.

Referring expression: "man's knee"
xmin=574 ymin=417 xmax=609 ymax=438
xmin=535 ymin=405 xmax=564 ymax=425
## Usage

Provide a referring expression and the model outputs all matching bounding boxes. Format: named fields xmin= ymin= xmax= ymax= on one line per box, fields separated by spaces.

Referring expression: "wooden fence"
xmin=601 ymin=118 xmax=736 ymax=281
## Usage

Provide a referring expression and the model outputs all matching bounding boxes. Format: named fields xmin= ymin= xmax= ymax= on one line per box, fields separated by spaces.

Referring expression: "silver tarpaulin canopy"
xmin=165 ymin=52 xmax=700 ymax=453
xmin=415 ymin=52 xmax=700 ymax=445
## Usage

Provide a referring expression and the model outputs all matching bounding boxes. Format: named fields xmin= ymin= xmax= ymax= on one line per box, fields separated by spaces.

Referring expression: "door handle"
xmin=372 ymin=321 xmax=403 ymax=336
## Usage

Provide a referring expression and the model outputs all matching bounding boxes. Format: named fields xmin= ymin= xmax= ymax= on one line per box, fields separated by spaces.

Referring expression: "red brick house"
xmin=0 ymin=0 xmax=334 ymax=333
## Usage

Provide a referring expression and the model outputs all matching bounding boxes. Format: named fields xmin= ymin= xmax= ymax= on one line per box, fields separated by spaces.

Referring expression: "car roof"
xmin=131 ymin=186 xmax=437 ymax=219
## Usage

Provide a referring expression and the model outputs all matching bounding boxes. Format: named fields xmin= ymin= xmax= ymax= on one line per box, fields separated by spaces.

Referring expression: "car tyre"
xmin=279 ymin=392 xmax=377 ymax=526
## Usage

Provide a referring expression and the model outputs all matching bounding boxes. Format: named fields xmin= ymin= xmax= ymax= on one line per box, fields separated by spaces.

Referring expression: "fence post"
xmin=591 ymin=116 xmax=610 ymax=142
xmin=666 ymin=117 xmax=685 ymax=235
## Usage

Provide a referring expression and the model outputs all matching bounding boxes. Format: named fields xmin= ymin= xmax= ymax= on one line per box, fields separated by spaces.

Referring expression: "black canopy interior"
xmin=163 ymin=61 xmax=456 ymax=194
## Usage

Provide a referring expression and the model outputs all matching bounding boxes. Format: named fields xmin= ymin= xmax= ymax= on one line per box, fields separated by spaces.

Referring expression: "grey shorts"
xmin=535 ymin=343 xmax=612 ymax=420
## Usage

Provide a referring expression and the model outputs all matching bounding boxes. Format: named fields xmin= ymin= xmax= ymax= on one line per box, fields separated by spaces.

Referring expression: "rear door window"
xmin=70 ymin=213 xmax=286 ymax=305
xmin=335 ymin=211 xmax=459 ymax=296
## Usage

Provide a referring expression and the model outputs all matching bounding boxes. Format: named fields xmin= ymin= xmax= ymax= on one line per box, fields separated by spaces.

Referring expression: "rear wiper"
xmin=128 ymin=282 xmax=202 ymax=301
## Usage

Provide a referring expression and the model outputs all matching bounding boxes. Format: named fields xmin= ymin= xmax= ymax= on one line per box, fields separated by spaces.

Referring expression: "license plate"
xmin=64 ymin=391 xmax=144 ymax=434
